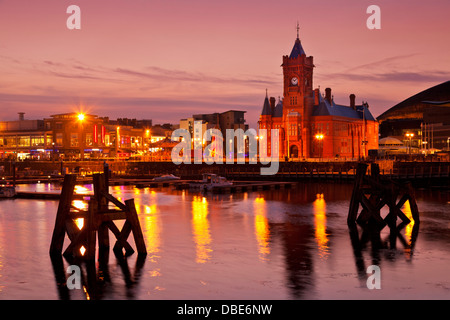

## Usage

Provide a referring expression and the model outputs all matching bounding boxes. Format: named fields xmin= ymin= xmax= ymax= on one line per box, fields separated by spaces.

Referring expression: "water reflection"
xmin=3 ymin=181 xmax=450 ymax=299
xmin=50 ymin=252 xmax=146 ymax=300
xmin=253 ymin=197 xmax=270 ymax=261
xmin=143 ymin=205 xmax=161 ymax=263
xmin=191 ymin=196 xmax=212 ymax=264
xmin=402 ymin=200 xmax=415 ymax=245
xmin=313 ymin=193 xmax=329 ymax=260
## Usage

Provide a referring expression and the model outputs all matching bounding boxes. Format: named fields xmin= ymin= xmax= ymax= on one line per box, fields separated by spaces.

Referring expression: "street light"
xmin=77 ymin=113 xmax=85 ymax=121
xmin=315 ymin=133 xmax=324 ymax=161
xmin=406 ymin=132 xmax=414 ymax=155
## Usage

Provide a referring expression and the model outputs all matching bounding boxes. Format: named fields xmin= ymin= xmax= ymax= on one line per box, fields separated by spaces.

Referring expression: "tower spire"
xmin=296 ymin=21 xmax=300 ymax=39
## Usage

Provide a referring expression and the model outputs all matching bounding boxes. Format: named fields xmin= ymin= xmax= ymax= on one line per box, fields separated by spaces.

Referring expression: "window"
xmin=46 ymin=135 xmax=53 ymax=147
xmin=31 ymin=136 xmax=44 ymax=146
xmin=18 ymin=136 xmax=30 ymax=147
xmin=5 ymin=137 xmax=17 ymax=147
xmin=85 ymin=133 xmax=93 ymax=146
xmin=56 ymin=133 xmax=63 ymax=146
xmin=70 ymin=133 xmax=79 ymax=147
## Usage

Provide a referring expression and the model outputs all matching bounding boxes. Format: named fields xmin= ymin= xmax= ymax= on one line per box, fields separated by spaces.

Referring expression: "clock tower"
xmin=282 ymin=24 xmax=314 ymax=158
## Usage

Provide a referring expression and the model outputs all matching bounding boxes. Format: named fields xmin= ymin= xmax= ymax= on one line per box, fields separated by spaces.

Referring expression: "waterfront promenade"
xmin=1 ymin=159 xmax=449 ymax=188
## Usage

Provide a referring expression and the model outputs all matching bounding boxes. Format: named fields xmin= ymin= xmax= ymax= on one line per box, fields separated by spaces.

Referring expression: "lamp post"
xmin=315 ymin=133 xmax=324 ymax=161
xmin=77 ymin=113 xmax=85 ymax=160
xmin=406 ymin=132 xmax=414 ymax=155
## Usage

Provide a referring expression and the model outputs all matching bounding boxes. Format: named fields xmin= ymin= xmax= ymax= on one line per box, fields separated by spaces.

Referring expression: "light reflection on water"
xmin=0 ymin=182 xmax=450 ymax=299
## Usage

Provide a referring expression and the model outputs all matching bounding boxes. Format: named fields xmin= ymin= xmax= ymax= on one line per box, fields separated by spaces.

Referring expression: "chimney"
xmin=349 ymin=94 xmax=356 ymax=110
xmin=325 ymin=88 xmax=332 ymax=104
xmin=314 ymin=89 xmax=320 ymax=105
xmin=18 ymin=112 xmax=25 ymax=121
xmin=269 ymin=97 xmax=276 ymax=113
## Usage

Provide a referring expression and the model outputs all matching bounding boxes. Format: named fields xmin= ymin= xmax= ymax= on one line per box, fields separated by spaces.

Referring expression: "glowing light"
xmin=74 ymin=186 xmax=90 ymax=195
xmin=77 ymin=113 xmax=85 ymax=121
xmin=143 ymin=205 xmax=161 ymax=263
xmin=192 ymin=196 xmax=212 ymax=264
xmin=315 ymin=133 xmax=324 ymax=140
xmin=402 ymin=200 xmax=415 ymax=244
xmin=253 ymin=196 xmax=270 ymax=261
xmin=313 ymin=193 xmax=329 ymax=259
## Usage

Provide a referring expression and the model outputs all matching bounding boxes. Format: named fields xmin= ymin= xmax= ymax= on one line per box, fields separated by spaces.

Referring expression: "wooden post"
xmin=93 ymin=174 xmax=110 ymax=254
xmin=49 ymin=174 xmax=77 ymax=256
xmin=125 ymin=199 xmax=147 ymax=256
xmin=347 ymin=163 xmax=367 ymax=226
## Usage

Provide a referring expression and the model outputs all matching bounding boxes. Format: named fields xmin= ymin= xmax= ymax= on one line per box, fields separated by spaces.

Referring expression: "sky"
xmin=1 ymin=0 xmax=450 ymax=129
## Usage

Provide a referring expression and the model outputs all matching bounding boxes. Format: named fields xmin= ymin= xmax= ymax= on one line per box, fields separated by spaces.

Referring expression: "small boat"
xmin=189 ymin=173 xmax=233 ymax=191
xmin=0 ymin=185 xmax=16 ymax=198
xmin=152 ymin=174 xmax=181 ymax=181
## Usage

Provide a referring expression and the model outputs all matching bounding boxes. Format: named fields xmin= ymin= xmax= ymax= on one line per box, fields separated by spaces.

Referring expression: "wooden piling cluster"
xmin=347 ymin=162 xmax=420 ymax=230
xmin=49 ymin=173 xmax=146 ymax=260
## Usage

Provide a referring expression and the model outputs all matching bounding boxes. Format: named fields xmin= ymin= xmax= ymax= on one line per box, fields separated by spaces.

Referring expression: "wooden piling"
xmin=347 ymin=162 xmax=420 ymax=232
xmin=49 ymin=173 xmax=147 ymax=261
xmin=49 ymin=174 xmax=77 ymax=256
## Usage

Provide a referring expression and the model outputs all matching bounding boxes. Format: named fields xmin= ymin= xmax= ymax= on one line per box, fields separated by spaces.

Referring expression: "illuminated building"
xmin=259 ymin=27 xmax=379 ymax=160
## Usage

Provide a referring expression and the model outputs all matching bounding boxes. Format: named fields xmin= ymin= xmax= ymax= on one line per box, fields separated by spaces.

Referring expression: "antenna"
xmin=296 ymin=21 xmax=300 ymax=39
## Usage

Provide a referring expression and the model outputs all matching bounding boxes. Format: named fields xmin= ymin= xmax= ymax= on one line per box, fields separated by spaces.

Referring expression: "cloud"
xmin=345 ymin=54 xmax=420 ymax=73
xmin=114 ymin=66 xmax=278 ymax=86
xmin=326 ymin=70 xmax=450 ymax=84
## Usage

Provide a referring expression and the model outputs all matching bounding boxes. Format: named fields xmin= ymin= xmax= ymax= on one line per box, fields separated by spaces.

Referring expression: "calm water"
xmin=0 ymin=181 xmax=450 ymax=300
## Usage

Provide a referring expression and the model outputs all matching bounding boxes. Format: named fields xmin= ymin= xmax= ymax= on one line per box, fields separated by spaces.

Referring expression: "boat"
xmin=152 ymin=174 xmax=181 ymax=181
xmin=0 ymin=185 xmax=16 ymax=198
xmin=189 ymin=173 xmax=233 ymax=191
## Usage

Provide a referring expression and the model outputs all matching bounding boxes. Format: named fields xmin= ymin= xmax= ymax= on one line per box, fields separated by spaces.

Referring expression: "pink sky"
xmin=1 ymin=0 xmax=450 ymax=128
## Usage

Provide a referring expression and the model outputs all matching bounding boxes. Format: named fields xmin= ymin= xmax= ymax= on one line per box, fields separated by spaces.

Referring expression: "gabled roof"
xmin=261 ymin=95 xmax=272 ymax=116
xmin=289 ymin=38 xmax=306 ymax=59
xmin=312 ymin=92 xmax=376 ymax=121
xmin=273 ymin=99 xmax=283 ymax=117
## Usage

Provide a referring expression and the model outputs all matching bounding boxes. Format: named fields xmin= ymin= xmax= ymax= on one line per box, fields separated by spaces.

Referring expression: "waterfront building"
xmin=0 ymin=113 xmax=51 ymax=160
xmin=0 ymin=112 xmax=156 ymax=160
xmin=258 ymin=28 xmax=379 ymax=160
xmin=377 ymin=81 xmax=450 ymax=153
xmin=180 ymin=110 xmax=249 ymax=156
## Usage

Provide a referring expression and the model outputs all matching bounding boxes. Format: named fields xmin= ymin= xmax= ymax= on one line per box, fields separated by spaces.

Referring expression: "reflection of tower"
xmin=281 ymin=222 xmax=314 ymax=298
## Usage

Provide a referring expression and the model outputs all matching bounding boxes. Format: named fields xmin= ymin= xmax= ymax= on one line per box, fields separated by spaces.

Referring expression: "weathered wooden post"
xmin=347 ymin=163 xmax=367 ymax=226
xmin=49 ymin=174 xmax=77 ymax=256
xmin=49 ymin=173 xmax=147 ymax=261
xmin=347 ymin=162 xmax=420 ymax=232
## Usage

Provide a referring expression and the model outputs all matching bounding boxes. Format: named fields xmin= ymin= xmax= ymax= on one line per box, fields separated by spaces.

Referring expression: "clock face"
xmin=291 ymin=77 xmax=298 ymax=86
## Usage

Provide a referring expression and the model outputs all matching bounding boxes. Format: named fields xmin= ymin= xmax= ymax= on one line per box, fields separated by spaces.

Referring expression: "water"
xmin=0 ymin=182 xmax=450 ymax=300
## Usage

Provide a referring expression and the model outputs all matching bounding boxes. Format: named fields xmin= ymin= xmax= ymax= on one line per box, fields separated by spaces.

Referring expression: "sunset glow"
xmin=0 ymin=1 xmax=449 ymax=128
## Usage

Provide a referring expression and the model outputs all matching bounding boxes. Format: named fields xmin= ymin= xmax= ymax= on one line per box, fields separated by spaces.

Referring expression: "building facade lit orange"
xmin=259 ymin=29 xmax=379 ymax=160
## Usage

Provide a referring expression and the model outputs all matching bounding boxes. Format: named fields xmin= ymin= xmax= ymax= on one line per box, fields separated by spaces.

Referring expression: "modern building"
xmin=258 ymin=28 xmax=379 ymax=160
xmin=180 ymin=110 xmax=249 ymax=151
xmin=0 ymin=113 xmax=51 ymax=160
xmin=0 ymin=112 xmax=158 ymax=160
xmin=377 ymin=81 xmax=450 ymax=153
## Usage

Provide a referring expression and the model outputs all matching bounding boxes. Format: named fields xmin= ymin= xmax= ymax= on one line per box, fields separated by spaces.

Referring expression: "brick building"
xmin=259 ymin=28 xmax=379 ymax=160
